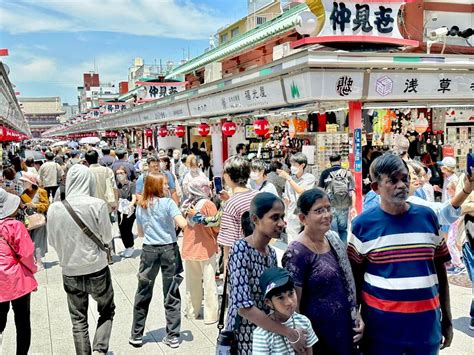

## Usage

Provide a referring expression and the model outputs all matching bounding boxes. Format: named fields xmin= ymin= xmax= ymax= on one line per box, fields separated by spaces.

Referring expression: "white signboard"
xmin=189 ymin=79 xmax=286 ymax=117
xmin=319 ymin=0 xmax=405 ymax=40
xmin=136 ymin=81 xmax=186 ymax=101
xmin=284 ymin=70 xmax=364 ymax=103
xmin=368 ymin=72 xmax=474 ymax=100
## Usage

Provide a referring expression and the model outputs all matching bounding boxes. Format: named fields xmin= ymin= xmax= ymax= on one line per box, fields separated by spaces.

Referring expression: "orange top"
xmin=181 ymin=200 xmax=219 ymax=261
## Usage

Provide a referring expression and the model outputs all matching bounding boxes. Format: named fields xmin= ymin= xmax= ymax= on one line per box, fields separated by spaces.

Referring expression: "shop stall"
xmin=46 ymin=49 xmax=474 ymax=211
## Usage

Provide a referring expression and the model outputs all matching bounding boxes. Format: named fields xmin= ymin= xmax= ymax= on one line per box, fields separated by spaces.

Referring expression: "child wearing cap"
xmin=252 ymin=267 xmax=318 ymax=354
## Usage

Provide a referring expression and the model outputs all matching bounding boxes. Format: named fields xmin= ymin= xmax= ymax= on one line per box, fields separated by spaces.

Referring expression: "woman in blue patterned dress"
xmin=224 ymin=192 xmax=308 ymax=354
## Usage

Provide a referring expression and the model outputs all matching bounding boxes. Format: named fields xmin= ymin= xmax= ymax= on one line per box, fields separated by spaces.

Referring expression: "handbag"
xmin=62 ymin=200 xmax=113 ymax=265
xmin=26 ymin=213 xmax=46 ymax=230
xmin=215 ymin=269 xmax=239 ymax=355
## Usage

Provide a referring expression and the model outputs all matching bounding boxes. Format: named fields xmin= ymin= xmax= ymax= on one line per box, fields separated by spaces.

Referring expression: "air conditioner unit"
xmin=204 ymin=62 xmax=223 ymax=84
xmin=272 ymin=42 xmax=292 ymax=61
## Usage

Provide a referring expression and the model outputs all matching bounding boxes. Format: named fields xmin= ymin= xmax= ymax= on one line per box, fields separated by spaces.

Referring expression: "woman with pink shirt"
xmin=0 ymin=188 xmax=38 ymax=355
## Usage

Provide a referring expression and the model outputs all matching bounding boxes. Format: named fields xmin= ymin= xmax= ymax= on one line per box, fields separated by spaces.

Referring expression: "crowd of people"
xmin=0 ymin=140 xmax=473 ymax=355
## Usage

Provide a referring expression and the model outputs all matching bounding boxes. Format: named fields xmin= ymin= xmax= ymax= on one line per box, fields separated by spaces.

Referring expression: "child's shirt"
xmin=252 ymin=312 xmax=318 ymax=354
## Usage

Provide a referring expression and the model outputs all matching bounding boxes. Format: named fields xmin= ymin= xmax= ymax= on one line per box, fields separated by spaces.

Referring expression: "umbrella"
xmin=79 ymin=137 xmax=100 ymax=145
xmin=51 ymin=141 xmax=68 ymax=147
xmin=68 ymin=141 xmax=79 ymax=149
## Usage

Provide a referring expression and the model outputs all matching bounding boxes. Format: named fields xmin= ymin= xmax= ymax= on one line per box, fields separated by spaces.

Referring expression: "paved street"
xmin=2 ymin=231 xmax=473 ymax=355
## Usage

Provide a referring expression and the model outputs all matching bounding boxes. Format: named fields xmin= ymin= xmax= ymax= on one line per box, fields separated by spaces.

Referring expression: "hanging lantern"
xmin=158 ymin=126 xmax=168 ymax=137
xmin=198 ymin=122 xmax=210 ymax=136
xmin=222 ymin=121 xmax=237 ymax=137
xmin=175 ymin=125 xmax=186 ymax=137
xmin=253 ymin=118 xmax=270 ymax=136
xmin=145 ymin=128 xmax=153 ymax=138
xmin=414 ymin=113 xmax=429 ymax=134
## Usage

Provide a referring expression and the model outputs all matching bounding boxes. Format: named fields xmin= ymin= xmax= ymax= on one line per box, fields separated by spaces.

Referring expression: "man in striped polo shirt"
xmin=348 ymin=154 xmax=453 ymax=355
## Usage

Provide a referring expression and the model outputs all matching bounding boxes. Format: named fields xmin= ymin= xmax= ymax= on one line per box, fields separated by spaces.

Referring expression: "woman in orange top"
xmin=182 ymin=176 xmax=219 ymax=324
xmin=19 ymin=172 xmax=49 ymax=270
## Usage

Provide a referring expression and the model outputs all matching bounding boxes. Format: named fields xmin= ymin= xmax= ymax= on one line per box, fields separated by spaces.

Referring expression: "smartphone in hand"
xmin=213 ymin=176 xmax=223 ymax=194
xmin=467 ymin=153 xmax=474 ymax=177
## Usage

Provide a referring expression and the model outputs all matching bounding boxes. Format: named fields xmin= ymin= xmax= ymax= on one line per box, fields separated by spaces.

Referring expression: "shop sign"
xmin=98 ymin=101 xmax=131 ymax=116
xmin=298 ymin=0 xmax=416 ymax=47
xmin=354 ymin=128 xmax=362 ymax=172
xmin=284 ymin=70 xmax=364 ymax=104
xmin=135 ymin=81 xmax=186 ymax=100
xmin=189 ymin=79 xmax=286 ymax=117
xmin=368 ymin=72 xmax=474 ymax=100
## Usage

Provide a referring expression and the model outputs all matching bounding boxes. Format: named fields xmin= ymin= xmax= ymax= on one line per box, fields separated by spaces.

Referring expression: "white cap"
xmin=437 ymin=157 xmax=456 ymax=170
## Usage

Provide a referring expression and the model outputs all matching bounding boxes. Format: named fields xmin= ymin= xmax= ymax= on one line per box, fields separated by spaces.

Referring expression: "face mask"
xmin=160 ymin=162 xmax=167 ymax=170
xmin=117 ymin=174 xmax=127 ymax=183
xmin=290 ymin=166 xmax=300 ymax=175
xmin=250 ymin=171 xmax=261 ymax=181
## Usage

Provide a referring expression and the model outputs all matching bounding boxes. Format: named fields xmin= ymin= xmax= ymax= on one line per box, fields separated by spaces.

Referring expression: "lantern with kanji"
xmin=175 ymin=125 xmax=186 ymax=137
xmin=253 ymin=118 xmax=270 ymax=136
xmin=198 ymin=122 xmax=210 ymax=137
xmin=158 ymin=126 xmax=168 ymax=137
xmin=222 ymin=121 xmax=237 ymax=137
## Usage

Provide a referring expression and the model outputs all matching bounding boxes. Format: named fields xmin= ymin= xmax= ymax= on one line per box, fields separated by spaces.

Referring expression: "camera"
xmin=429 ymin=27 xmax=448 ymax=38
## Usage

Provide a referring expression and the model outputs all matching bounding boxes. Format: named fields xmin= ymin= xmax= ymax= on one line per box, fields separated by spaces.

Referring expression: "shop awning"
xmin=0 ymin=126 xmax=28 ymax=142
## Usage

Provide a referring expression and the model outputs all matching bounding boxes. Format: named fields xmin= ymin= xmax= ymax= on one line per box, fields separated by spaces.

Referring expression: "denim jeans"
xmin=331 ymin=208 xmax=349 ymax=244
xmin=0 ymin=293 xmax=31 ymax=355
xmin=131 ymin=243 xmax=184 ymax=339
xmin=62 ymin=267 xmax=115 ymax=355
xmin=462 ymin=243 xmax=474 ymax=319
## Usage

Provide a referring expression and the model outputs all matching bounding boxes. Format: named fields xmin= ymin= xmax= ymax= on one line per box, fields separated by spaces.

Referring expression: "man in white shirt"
xmin=38 ymin=151 xmax=63 ymax=198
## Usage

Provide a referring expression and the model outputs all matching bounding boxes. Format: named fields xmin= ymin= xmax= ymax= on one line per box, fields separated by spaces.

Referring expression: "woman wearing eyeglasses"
xmin=282 ymin=188 xmax=364 ymax=355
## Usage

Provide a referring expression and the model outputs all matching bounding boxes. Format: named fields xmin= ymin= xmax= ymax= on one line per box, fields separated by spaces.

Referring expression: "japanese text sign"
xmin=319 ymin=0 xmax=406 ymax=41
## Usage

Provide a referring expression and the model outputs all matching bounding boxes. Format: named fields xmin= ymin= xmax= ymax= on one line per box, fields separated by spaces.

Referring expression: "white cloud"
xmin=8 ymin=48 xmax=129 ymax=98
xmin=0 ymin=0 xmax=229 ymax=40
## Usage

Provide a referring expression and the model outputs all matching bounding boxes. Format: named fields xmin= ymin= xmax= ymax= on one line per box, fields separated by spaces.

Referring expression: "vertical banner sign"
xmin=354 ymin=128 xmax=362 ymax=172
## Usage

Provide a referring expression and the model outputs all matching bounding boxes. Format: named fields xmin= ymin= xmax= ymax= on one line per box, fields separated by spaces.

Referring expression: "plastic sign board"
xmin=296 ymin=0 xmax=418 ymax=47
xmin=368 ymin=72 xmax=474 ymax=100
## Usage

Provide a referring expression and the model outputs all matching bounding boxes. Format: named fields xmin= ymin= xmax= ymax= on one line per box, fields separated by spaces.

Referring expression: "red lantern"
xmin=145 ymin=128 xmax=153 ymax=138
xmin=253 ymin=118 xmax=269 ymax=136
xmin=222 ymin=121 xmax=237 ymax=137
xmin=175 ymin=125 xmax=186 ymax=137
xmin=198 ymin=122 xmax=210 ymax=136
xmin=158 ymin=126 xmax=168 ymax=137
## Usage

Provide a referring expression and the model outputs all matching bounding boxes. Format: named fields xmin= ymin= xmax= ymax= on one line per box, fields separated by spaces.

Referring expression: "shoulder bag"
xmin=62 ymin=200 xmax=113 ymax=264
xmin=216 ymin=269 xmax=239 ymax=355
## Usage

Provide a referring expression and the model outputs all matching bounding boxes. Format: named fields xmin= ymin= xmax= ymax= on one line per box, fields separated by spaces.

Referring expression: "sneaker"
xmin=162 ymin=335 xmax=180 ymax=348
xmin=447 ymin=266 xmax=466 ymax=275
xmin=129 ymin=336 xmax=143 ymax=347
xmin=122 ymin=247 xmax=134 ymax=258
xmin=469 ymin=318 xmax=474 ymax=331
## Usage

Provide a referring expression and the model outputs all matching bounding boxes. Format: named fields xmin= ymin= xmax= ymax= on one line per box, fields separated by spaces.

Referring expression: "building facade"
xmin=19 ymin=97 xmax=64 ymax=138
xmin=77 ymin=72 xmax=119 ymax=112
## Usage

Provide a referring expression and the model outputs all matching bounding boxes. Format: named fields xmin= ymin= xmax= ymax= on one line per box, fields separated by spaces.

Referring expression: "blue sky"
xmin=0 ymin=0 xmax=248 ymax=105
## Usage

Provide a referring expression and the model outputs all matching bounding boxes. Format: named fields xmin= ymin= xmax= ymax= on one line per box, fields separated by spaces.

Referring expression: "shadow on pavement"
xmin=453 ymin=316 xmax=474 ymax=337
xmin=146 ymin=327 xmax=194 ymax=343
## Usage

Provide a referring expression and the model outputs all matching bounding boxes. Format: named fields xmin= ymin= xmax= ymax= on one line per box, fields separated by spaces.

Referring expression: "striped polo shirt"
xmin=348 ymin=203 xmax=451 ymax=346
xmin=217 ymin=189 xmax=259 ymax=247
xmin=252 ymin=312 xmax=318 ymax=354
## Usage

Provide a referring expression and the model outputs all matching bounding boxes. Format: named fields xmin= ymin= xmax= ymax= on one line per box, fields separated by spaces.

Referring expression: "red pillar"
xmin=221 ymin=119 xmax=229 ymax=163
xmin=349 ymin=101 xmax=363 ymax=213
